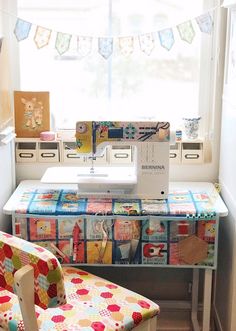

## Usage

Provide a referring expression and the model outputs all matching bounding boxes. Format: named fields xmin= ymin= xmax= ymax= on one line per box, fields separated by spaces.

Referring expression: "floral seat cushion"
xmin=0 ymin=267 xmax=159 ymax=331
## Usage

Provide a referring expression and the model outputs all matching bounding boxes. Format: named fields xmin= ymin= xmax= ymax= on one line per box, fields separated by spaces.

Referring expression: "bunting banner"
xmin=34 ymin=26 xmax=52 ymax=49
xmin=98 ymin=37 xmax=113 ymax=59
xmin=1 ymin=6 xmax=217 ymax=59
xmin=119 ymin=36 xmax=134 ymax=56
xmin=177 ymin=21 xmax=195 ymax=44
xmin=14 ymin=18 xmax=32 ymax=41
xmin=196 ymin=13 xmax=214 ymax=34
xmin=158 ymin=28 xmax=175 ymax=51
xmin=139 ymin=33 xmax=155 ymax=56
xmin=55 ymin=32 xmax=72 ymax=55
xmin=77 ymin=36 xmax=93 ymax=57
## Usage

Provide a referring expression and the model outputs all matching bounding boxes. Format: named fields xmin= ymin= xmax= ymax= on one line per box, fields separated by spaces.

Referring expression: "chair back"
xmin=0 ymin=231 xmax=66 ymax=309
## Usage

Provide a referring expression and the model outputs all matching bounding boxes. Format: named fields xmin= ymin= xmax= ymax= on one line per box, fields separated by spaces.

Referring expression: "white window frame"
xmin=15 ymin=0 xmax=225 ymax=182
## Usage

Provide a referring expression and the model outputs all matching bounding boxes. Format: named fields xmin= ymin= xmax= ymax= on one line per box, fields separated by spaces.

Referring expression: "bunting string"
xmin=0 ymin=6 xmax=217 ymax=59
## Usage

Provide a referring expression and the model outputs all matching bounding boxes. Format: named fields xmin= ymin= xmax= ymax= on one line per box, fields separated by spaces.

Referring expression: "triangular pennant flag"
xmin=77 ymin=36 xmax=93 ymax=57
xmin=139 ymin=33 xmax=155 ymax=55
xmin=196 ymin=13 xmax=213 ymax=34
xmin=119 ymin=36 xmax=134 ymax=56
xmin=158 ymin=28 xmax=175 ymax=51
xmin=177 ymin=21 xmax=195 ymax=44
xmin=14 ymin=18 xmax=32 ymax=41
xmin=0 ymin=38 xmax=3 ymax=53
xmin=98 ymin=37 xmax=113 ymax=59
xmin=34 ymin=26 xmax=52 ymax=49
xmin=55 ymin=32 xmax=72 ymax=55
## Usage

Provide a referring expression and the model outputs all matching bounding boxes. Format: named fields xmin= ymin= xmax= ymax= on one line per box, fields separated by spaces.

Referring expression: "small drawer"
xmin=182 ymin=143 xmax=203 ymax=164
xmin=63 ymin=142 xmax=84 ymax=163
xmin=170 ymin=143 xmax=181 ymax=164
xmin=16 ymin=142 xmax=37 ymax=163
xmin=38 ymin=142 xmax=59 ymax=162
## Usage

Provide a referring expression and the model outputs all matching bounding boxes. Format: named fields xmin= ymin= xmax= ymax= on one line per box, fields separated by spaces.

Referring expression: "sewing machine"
xmin=41 ymin=121 xmax=170 ymax=199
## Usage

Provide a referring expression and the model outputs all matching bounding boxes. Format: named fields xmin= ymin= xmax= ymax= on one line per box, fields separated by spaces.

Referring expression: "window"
xmin=17 ymin=0 xmax=216 ymax=130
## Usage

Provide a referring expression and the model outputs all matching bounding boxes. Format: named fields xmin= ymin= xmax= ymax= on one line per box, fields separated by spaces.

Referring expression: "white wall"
xmin=0 ymin=0 xmax=19 ymax=231
xmin=216 ymin=101 xmax=236 ymax=331
xmin=216 ymin=4 xmax=236 ymax=331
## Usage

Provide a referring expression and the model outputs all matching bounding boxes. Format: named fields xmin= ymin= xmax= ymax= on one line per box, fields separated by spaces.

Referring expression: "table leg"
xmin=202 ymin=269 xmax=213 ymax=331
xmin=191 ymin=269 xmax=200 ymax=331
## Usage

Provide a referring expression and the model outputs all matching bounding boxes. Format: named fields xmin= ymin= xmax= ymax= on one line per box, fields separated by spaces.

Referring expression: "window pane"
xmin=18 ymin=0 xmax=207 ymax=129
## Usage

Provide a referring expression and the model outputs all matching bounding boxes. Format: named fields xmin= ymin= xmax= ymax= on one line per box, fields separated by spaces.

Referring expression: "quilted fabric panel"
xmin=0 ymin=232 xmax=66 ymax=309
xmin=1 ymin=267 xmax=159 ymax=331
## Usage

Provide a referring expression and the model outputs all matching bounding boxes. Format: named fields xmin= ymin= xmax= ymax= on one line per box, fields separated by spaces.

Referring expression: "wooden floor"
xmin=157 ymin=311 xmax=216 ymax=331
xmin=157 ymin=311 xmax=191 ymax=331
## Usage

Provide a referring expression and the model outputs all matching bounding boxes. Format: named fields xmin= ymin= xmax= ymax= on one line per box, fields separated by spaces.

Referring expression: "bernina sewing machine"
xmin=41 ymin=121 xmax=170 ymax=199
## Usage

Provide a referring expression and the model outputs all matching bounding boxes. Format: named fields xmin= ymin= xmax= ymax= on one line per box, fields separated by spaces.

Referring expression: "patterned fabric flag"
xmin=119 ymin=36 xmax=134 ymax=56
xmin=196 ymin=13 xmax=213 ymax=34
xmin=77 ymin=36 xmax=93 ymax=57
xmin=14 ymin=18 xmax=32 ymax=41
xmin=98 ymin=37 xmax=113 ymax=59
xmin=177 ymin=21 xmax=195 ymax=44
xmin=158 ymin=28 xmax=175 ymax=51
xmin=139 ymin=33 xmax=155 ymax=55
xmin=0 ymin=37 xmax=3 ymax=53
xmin=55 ymin=32 xmax=72 ymax=55
xmin=34 ymin=26 xmax=52 ymax=49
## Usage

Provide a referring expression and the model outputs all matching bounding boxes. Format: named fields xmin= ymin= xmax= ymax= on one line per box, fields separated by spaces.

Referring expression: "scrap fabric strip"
xmin=34 ymin=26 xmax=52 ymax=49
xmin=55 ymin=32 xmax=72 ymax=55
xmin=177 ymin=20 xmax=195 ymax=44
xmin=158 ymin=28 xmax=175 ymax=51
xmin=14 ymin=18 xmax=32 ymax=41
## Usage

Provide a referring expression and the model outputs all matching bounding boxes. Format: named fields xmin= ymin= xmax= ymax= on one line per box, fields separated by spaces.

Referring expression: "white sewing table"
xmin=3 ymin=180 xmax=228 ymax=331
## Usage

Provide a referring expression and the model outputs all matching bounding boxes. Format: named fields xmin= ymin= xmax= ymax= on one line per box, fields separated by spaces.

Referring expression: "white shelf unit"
xmin=15 ymin=138 xmax=204 ymax=166
xmin=170 ymin=140 xmax=204 ymax=164
xmin=16 ymin=138 xmax=60 ymax=163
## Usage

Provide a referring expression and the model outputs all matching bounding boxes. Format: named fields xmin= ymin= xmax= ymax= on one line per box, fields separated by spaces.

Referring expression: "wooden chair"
xmin=0 ymin=231 xmax=159 ymax=331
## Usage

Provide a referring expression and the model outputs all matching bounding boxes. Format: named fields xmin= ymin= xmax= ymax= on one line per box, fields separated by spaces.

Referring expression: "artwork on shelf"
xmin=14 ymin=91 xmax=50 ymax=137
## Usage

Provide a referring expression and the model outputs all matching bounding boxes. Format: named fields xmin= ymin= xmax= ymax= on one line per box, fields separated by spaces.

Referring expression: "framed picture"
xmin=14 ymin=91 xmax=50 ymax=138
